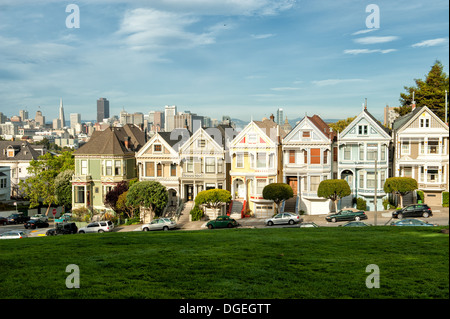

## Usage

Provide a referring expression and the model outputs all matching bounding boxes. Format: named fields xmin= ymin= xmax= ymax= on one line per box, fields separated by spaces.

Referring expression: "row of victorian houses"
xmin=70 ymin=105 xmax=449 ymax=219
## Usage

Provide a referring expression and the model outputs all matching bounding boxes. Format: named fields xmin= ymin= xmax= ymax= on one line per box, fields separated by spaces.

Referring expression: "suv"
xmin=392 ymin=204 xmax=433 ymax=219
xmin=78 ymin=220 xmax=114 ymax=233
xmin=46 ymin=222 xmax=78 ymax=236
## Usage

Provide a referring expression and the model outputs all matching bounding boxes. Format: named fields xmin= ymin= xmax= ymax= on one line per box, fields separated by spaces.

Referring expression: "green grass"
xmin=0 ymin=227 xmax=448 ymax=299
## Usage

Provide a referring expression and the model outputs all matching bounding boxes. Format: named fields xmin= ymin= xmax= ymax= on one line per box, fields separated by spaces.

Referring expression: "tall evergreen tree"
xmin=398 ymin=60 xmax=449 ymax=121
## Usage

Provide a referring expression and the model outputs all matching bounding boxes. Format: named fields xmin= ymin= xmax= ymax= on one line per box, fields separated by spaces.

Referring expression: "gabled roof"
xmin=74 ymin=124 xmax=146 ymax=156
xmin=283 ymin=114 xmax=336 ymax=143
xmin=340 ymin=108 xmax=391 ymax=139
xmin=0 ymin=141 xmax=41 ymax=161
xmin=253 ymin=118 xmax=286 ymax=142
xmin=391 ymin=106 xmax=424 ymax=131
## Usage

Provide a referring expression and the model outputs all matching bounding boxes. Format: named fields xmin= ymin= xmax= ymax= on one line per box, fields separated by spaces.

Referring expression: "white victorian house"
xmin=338 ymin=107 xmax=392 ymax=211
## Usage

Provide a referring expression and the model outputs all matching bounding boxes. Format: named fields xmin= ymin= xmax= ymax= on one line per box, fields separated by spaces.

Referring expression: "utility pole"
xmin=445 ymin=90 xmax=448 ymax=125
xmin=374 ymin=159 xmax=378 ymax=226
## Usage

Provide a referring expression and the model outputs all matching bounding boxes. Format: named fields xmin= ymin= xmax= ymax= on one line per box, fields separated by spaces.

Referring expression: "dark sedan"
xmin=392 ymin=204 xmax=433 ymax=219
xmin=325 ymin=209 xmax=368 ymax=223
xmin=24 ymin=219 xmax=49 ymax=229
xmin=0 ymin=216 xmax=8 ymax=226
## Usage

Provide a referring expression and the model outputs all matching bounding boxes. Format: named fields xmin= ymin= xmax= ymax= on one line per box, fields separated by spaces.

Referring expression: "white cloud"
xmin=412 ymin=38 xmax=448 ymax=47
xmin=352 ymin=29 xmax=378 ymax=36
xmin=312 ymin=79 xmax=368 ymax=86
xmin=344 ymin=49 xmax=397 ymax=55
xmin=270 ymin=87 xmax=300 ymax=91
xmin=353 ymin=36 xmax=399 ymax=44
xmin=251 ymin=33 xmax=275 ymax=39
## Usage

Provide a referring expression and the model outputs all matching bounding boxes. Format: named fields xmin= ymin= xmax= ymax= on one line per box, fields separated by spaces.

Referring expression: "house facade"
xmin=337 ymin=108 xmax=392 ymax=211
xmin=71 ymin=124 xmax=146 ymax=211
xmin=282 ymin=115 xmax=337 ymax=214
xmin=392 ymin=106 xmax=449 ymax=206
xmin=0 ymin=166 xmax=11 ymax=201
xmin=229 ymin=117 xmax=285 ymax=218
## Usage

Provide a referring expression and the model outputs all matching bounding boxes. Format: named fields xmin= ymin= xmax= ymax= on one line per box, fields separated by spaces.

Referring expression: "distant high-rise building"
xmin=59 ymin=98 xmax=66 ymax=127
xmin=383 ymin=105 xmax=399 ymax=129
xmin=35 ymin=110 xmax=45 ymax=127
xmin=53 ymin=118 xmax=61 ymax=129
xmin=97 ymin=98 xmax=110 ymax=123
xmin=19 ymin=110 xmax=29 ymax=121
xmin=70 ymin=113 xmax=81 ymax=129
xmin=164 ymin=105 xmax=177 ymax=132
xmin=276 ymin=108 xmax=284 ymax=126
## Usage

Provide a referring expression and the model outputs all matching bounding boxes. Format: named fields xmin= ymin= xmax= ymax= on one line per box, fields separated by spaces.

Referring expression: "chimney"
xmin=124 ymin=136 xmax=130 ymax=150
xmin=412 ymin=91 xmax=416 ymax=110
xmin=364 ymin=98 xmax=367 ymax=110
xmin=270 ymin=114 xmax=275 ymax=122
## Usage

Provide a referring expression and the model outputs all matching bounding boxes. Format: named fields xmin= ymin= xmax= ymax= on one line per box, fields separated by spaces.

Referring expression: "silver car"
xmin=265 ymin=213 xmax=302 ymax=226
xmin=78 ymin=220 xmax=114 ymax=233
xmin=0 ymin=231 xmax=28 ymax=239
xmin=142 ymin=218 xmax=177 ymax=231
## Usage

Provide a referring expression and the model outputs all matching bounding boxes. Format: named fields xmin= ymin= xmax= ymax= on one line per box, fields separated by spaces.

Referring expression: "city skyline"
xmin=0 ymin=0 xmax=448 ymax=122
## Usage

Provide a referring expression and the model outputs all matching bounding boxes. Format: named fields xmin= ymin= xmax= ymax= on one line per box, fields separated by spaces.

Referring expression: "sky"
xmin=0 ymin=0 xmax=448 ymax=123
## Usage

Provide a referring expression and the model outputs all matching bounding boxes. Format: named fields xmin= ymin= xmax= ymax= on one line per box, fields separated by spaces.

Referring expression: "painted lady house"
xmin=337 ymin=106 xmax=392 ymax=211
xmin=282 ymin=114 xmax=338 ymax=214
xmin=392 ymin=105 xmax=449 ymax=206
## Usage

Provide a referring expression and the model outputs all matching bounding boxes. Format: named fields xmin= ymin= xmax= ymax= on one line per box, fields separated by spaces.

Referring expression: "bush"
xmin=190 ymin=205 xmax=204 ymax=221
xmin=356 ymin=198 xmax=367 ymax=211
xmin=416 ymin=190 xmax=424 ymax=202
xmin=443 ymin=192 xmax=449 ymax=207
xmin=382 ymin=198 xmax=389 ymax=210
xmin=71 ymin=207 xmax=92 ymax=222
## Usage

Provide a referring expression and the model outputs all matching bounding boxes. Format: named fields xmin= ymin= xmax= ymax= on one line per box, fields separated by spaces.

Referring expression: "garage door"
xmin=424 ymin=192 xmax=442 ymax=206
xmin=255 ymin=205 xmax=274 ymax=218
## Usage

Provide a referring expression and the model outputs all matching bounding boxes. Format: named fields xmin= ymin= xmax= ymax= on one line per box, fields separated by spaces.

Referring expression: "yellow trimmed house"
xmin=229 ymin=116 xmax=285 ymax=219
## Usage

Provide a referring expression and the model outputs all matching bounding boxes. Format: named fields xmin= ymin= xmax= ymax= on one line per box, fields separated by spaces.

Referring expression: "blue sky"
xmin=0 ymin=0 xmax=448 ymax=123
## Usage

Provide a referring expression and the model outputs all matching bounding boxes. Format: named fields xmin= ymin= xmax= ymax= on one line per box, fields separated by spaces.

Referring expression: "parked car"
xmin=206 ymin=215 xmax=238 ymax=229
xmin=24 ymin=219 xmax=49 ymax=229
xmin=30 ymin=214 xmax=49 ymax=222
xmin=265 ymin=213 xmax=302 ymax=226
xmin=325 ymin=209 xmax=367 ymax=223
xmin=46 ymin=222 xmax=78 ymax=236
xmin=0 ymin=216 xmax=8 ymax=226
xmin=390 ymin=218 xmax=435 ymax=227
xmin=7 ymin=213 xmax=30 ymax=224
xmin=340 ymin=221 xmax=370 ymax=227
xmin=0 ymin=231 xmax=28 ymax=239
xmin=142 ymin=218 xmax=177 ymax=231
xmin=392 ymin=204 xmax=433 ymax=219
xmin=78 ymin=220 xmax=114 ymax=233
xmin=299 ymin=222 xmax=319 ymax=228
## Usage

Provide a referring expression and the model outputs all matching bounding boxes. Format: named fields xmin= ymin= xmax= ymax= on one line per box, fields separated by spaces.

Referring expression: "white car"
xmin=78 ymin=220 xmax=114 ymax=233
xmin=265 ymin=213 xmax=302 ymax=226
xmin=142 ymin=218 xmax=177 ymax=231
xmin=0 ymin=231 xmax=28 ymax=239
xmin=30 ymin=214 xmax=49 ymax=222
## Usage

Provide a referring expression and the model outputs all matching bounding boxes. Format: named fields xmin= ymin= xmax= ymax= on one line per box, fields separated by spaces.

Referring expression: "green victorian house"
xmin=71 ymin=124 xmax=146 ymax=211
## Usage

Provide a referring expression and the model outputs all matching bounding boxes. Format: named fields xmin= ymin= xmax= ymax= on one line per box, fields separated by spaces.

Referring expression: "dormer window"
xmin=358 ymin=125 xmax=368 ymax=135
xmin=7 ymin=149 xmax=15 ymax=157
xmin=154 ymin=144 xmax=162 ymax=152
xmin=302 ymin=131 xmax=311 ymax=138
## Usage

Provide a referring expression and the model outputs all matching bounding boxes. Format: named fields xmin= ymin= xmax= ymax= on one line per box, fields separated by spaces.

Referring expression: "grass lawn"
xmin=0 ymin=227 xmax=448 ymax=299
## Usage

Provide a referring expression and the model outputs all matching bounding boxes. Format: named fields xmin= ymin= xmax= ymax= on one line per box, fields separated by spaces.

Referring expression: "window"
xmin=206 ymin=158 xmax=215 ymax=173
xmin=256 ymin=179 xmax=266 ymax=194
xmin=403 ymin=167 xmax=412 ymax=177
xmin=156 ymin=163 xmax=162 ymax=177
xmin=333 ymin=147 xmax=338 ymax=162
xmin=7 ymin=149 xmax=15 ymax=157
xmin=367 ymin=144 xmax=378 ymax=161
xmin=359 ymin=172 xmax=364 ymax=189
xmin=81 ymin=160 xmax=88 ymax=175
xmin=428 ymin=139 xmax=439 ymax=154
xmin=427 ymin=167 xmax=439 ymax=182
xmin=366 ymin=172 xmax=375 ymax=188
xmin=115 ymin=161 xmax=121 ymax=175
xmin=217 ymin=159 xmax=223 ymax=173
xmin=268 ymin=154 xmax=274 ymax=168
xmin=256 ymin=153 xmax=266 ymax=168
xmin=358 ymin=125 xmax=368 ymax=135
xmin=146 ymin=162 xmax=155 ymax=177
xmin=236 ymin=153 xmax=244 ymax=168
xmin=198 ymin=139 xmax=206 ymax=148
xmin=401 ymin=140 xmax=410 ymax=155
xmin=289 ymin=150 xmax=296 ymax=164
xmin=344 ymin=146 xmax=351 ymax=160
xmin=381 ymin=145 xmax=386 ymax=160
xmin=248 ymin=134 xmax=257 ymax=144
xmin=420 ymin=118 xmax=430 ymax=128
xmin=170 ymin=164 xmax=177 ymax=176
xmin=75 ymin=186 xmax=85 ymax=204
xmin=323 ymin=150 xmax=328 ymax=164
xmin=380 ymin=170 xmax=385 ymax=186
xmin=105 ymin=160 xmax=112 ymax=176
xmin=154 ymin=144 xmax=162 ymax=152
xmin=304 ymin=150 xmax=308 ymax=163
xmin=187 ymin=158 xmax=194 ymax=172
xmin=310 ymin=176 xmax=320 ymax=192
xmin=359 ymin=145 xmax=364 ymax=161
xmin=310 ymin=149 xmax=321 ymax=164
xmin=302 ymin=131 xmax=310 ymax=138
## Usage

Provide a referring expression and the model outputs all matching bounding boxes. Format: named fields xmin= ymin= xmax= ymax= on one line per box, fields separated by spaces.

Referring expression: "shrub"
xmin=190 ymin=205 xmax=204 ymax=221
xmin=356 ymin=198 xmax=367 ymax=211
xmin=443 ymin=192 xmax=449 ymax=207
xmin=416 ymin=190 xmax=424 ymax=202
xmin=382 ymin=198 xmax=389 ymax=210
xmin=71 ymin=207 xmax=91 ymax=222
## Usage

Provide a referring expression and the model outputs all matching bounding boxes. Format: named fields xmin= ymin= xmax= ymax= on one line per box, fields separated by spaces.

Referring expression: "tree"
xmin=55 ymin=169 xmax=74 ymax=211
xmin=317 ymin=179 xmax=351 ymax=213
xmin=19 ymin=151 xmax=74 ymax=215
xmin=194 ymin=189 xmax=231 ymax=217
xmin=104 ymin=180 xmax=129 ymax=212
xmin=126 ymin=181 xmax=168 ymax=222
xmin=262 ymin=183 xmax=294 ymax=215
xmin=383 ymin=177 xmax=418 ymax=208
xmin=329 ymin=117 xmax=356 ymax=133
xmin=398 ymin=60 xmax=449 ymax=121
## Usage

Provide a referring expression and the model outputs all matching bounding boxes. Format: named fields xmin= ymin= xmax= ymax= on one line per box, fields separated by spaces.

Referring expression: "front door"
xmin=287 ymin=177 xmax=298 ymax=195
xmin=186 ymin=185 xmax=194 ymax=201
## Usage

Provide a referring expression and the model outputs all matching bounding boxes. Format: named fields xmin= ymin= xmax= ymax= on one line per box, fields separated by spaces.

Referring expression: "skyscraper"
xmin=35 ymin=110 xmax=45 ymax=127
xmin=97 ymin=98 xmax=110 ymax=123
xmin=276 ymin=108 xmax=284 ymax=126
xmin=70 ymin=113 xmax=81 ymax=129
xmin=59 ymin=98 xmax=66 ymax=127
xmin=164 ymin=105 xmax=177 ymax=132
